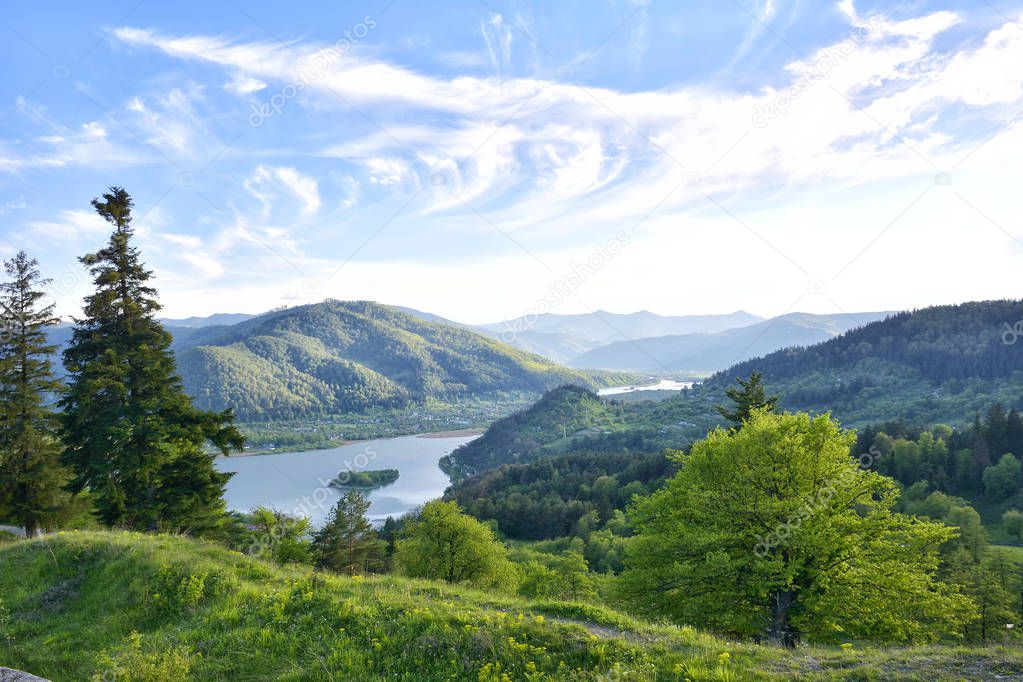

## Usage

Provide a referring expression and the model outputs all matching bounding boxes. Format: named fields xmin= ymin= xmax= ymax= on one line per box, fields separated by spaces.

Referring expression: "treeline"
xmin=445 ymin=451 xmax=675 ymax=540
xmin=855 ymin=403 xmax=1023 ymax=503
xmin=0 ymin=188 xmax=244 ymax=536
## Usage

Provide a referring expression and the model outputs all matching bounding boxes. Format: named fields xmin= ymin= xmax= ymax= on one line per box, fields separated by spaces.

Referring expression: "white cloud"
xmin=28 ymin=209 xmax=111 ymax=240
xmin=245 ymin=165 xmax=322 ymax=215
xmin=224 ymin=74 xmax=267 ymax=95
xmin=110 ymin=10 xmax=1023 ymax=233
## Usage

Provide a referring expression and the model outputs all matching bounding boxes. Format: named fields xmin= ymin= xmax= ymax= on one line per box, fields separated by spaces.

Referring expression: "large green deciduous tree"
xmin=394 ymin=500 xmax=516 ymax=587
xmin=0 ymin=252 xmax=71 ymax=536
xmin=620 ymin=410 xmax=974 ymax=646
xmin=312 ymin=490 xmax=385 ymax=575
xmin=60 ymin=187 xmax=244 ymax=532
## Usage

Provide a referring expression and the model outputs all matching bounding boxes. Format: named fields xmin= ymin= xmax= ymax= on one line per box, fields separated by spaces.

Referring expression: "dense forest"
xmin=444 ymin=451 xmax=675 ymax=540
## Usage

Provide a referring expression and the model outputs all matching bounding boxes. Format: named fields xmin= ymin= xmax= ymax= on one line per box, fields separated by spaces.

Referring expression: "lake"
xmin=216 ymin=433 xmax=478 ymax=526
xmin=598 ymin=379 xmax=694 ymax=396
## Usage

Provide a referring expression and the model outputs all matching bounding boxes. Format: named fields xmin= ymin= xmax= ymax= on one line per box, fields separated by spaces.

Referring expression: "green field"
xmin=1 ymin=532 xmax=1021 ymax=681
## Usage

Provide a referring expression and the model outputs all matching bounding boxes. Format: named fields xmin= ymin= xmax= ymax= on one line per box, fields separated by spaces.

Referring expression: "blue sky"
xmin=1 ymin=0 xmax=1022 ymax=323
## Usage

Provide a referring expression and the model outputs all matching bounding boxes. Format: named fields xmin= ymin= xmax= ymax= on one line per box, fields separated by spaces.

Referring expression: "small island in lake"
xmin=329 ymin=469 xmax=400 ymax=489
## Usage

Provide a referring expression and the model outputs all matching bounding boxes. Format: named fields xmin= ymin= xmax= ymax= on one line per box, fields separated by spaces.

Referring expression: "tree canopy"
xmin=620 ymin=410 xmax=974 ymax=645
xmin=394 ymin=500 xmax=517 ymax=587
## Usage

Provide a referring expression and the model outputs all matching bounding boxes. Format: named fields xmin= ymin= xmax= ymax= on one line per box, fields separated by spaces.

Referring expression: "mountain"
xmin=158 ymin=312 xmax=257 ymax=328
xmin=448 ymin=300 xmax=1023 ymax=474
xmin=175 ymin=300 xmax=617 ymax=420
xmin=571 ymin=311 xmax=892 ymax=372
xmin=476 ymin=310 xmax=762 ymax=363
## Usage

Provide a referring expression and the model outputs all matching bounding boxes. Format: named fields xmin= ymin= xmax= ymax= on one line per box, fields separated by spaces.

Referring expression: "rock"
xmin=0 ymin=668 xmax=50 ymax=682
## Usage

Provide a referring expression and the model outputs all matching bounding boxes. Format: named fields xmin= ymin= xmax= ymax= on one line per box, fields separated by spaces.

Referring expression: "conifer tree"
xmin=715 ymin=371 xmax=779 ymax=426
xmin=60 ymin=187 xmax=244 ymax=532
xmin=0 ymin=252 xmax=70 ymax=536
xmin=312 ymin=490 xmax=385 ymax=575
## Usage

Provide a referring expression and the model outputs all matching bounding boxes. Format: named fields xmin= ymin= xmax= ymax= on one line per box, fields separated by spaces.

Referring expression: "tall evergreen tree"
xmin=1006 ymin=408 xmax=1023 ymax=457
xmin=311 ymin=490 xmax=385 ymax=575
xmin=715 ymin=371 xmax=779 ymax=426
xmin=985 ymin=404 xmax=1009 ymax=458
xmin=60 ymin=187 xmax=244 ymax=532
xmin=0 ymin=252 xmax=70 ymax=536
xmin=970 ymin=414 xmax=991 ymax=489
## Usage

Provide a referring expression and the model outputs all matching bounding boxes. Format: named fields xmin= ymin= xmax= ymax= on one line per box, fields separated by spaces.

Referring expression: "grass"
xmin=1 ymin=531 xmax=1022 ymax=681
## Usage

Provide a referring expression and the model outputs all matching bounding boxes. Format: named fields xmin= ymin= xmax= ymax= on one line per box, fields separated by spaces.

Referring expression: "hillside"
xmin=174 ymin=301 xmax=615 ymax=419
xmin=450 ymin=301 xmax=1023 ymax=474
xmin=2 ymin=532 xmax=1020 ymax=681
xmin=706 ymin=300 xmax=1023 ymax=426
xmin=571 ymin=311 xmax=891 ymax=371
xmin=441 ymin=385 xmax=719 ymax=477
xmin=477 ymin=310 xmax=762 ymax=363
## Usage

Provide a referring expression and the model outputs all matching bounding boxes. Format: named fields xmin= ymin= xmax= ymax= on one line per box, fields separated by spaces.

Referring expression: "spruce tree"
xmin=1006 ymin=408 xmax=1023 ymax=458
xmin=60 ymin=187 xmax=244 ymax=532
xmin=715 ymin=371 xmax=779 ymax=426
xmin=0 ymin=252 xmax=70 ymax=536
xmin=312 ymin=490 xmax=385 ymax=575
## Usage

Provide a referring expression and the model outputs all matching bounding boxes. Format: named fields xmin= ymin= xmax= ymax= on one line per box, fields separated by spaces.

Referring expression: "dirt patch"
xmin=32 ymin=574 xmax=84 ymax=618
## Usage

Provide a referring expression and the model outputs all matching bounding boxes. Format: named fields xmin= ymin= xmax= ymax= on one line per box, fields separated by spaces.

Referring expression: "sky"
xmin=0 ymin=0 xmax=1022 ymax=324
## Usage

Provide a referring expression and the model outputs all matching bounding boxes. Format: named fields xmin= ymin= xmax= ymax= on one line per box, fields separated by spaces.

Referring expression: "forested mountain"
xmin=476 ymin=309 xmax=762 ymax=363
xmin=571 ymin=311 xmax=891 ymax=371
xmin=450 ymin=301 xmax=1023 ymax=474
xmin=175 ymin=300 xmax=616 ymax=419
xmin=707 ymin=300 xmax=1023 ymax=426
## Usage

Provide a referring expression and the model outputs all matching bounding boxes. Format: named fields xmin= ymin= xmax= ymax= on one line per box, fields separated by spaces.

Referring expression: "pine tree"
xmin=715 ymin=371 xmax=779 ymax=426
xmin=60 ymin=187 xmax=244 ymax=532
xmin=970 ymin=414 xmax=991 ymax=490
xmin=0 ymin=252 xmax=70 ymax=536
xmin=985 ymin=404 xmax=1009 ymax=458
xmin=1006 ymin=408 xmax=1023 ymax=457
xmin=312 ymin=490 xmax=385 ymax=575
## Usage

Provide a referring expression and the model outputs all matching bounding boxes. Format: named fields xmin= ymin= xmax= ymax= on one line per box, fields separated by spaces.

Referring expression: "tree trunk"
xmin=767 ymin=589 xmax=800 ymax=648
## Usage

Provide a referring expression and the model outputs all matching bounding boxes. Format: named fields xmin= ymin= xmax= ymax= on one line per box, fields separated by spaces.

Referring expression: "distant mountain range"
xmin=475 ymin=310 xmax=762 ymax=364
xmin=570 ymin=312 xmax=893 ymax=372
xmin=158 ymin=313 xmax=257 ymax=328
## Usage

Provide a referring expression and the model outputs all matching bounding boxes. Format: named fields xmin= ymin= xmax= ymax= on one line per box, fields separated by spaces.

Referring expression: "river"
xmin=216 ymin=433 xmax=478 ymax=526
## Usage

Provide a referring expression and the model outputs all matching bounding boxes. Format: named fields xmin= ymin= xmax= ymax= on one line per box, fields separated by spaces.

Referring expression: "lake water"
xmin=598 ymin=379 xmax=694 ymax=396
xmin=216 ymin=433 xmax=478 ymax=526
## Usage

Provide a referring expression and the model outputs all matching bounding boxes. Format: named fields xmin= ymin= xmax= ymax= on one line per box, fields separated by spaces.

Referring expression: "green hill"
xmin=706 ymin=299 xmax=1023 ymax=427
xmin=2 ymin=532 xmax=1020 ymax=681
xmin=175 ymin=301 xmax=619 ymax=419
